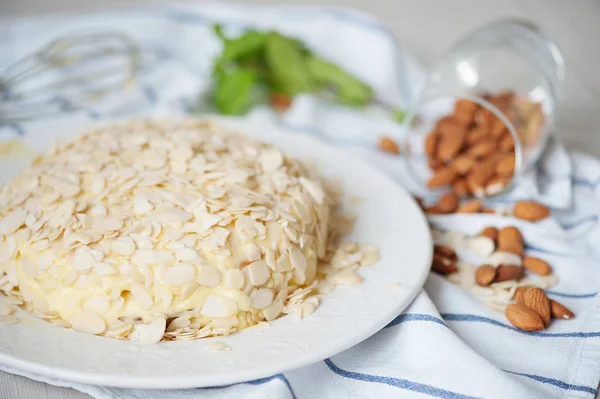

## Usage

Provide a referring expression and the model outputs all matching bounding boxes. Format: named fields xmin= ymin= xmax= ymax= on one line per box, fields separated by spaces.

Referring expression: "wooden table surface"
xmin=1 ymin=1 xmax=599 ymax=398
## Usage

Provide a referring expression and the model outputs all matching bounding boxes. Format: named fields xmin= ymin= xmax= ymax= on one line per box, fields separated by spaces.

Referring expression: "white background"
xmin=1 ymin=1 xmax=599 ymax=398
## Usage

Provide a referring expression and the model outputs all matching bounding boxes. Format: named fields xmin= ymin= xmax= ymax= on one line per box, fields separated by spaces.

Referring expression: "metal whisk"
xmin=0 ymin=31 xmax=141 ymax=124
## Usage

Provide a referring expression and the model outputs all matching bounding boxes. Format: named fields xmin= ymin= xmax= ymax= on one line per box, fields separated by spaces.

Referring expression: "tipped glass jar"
xmin=404 ymin=19 xmax=564 ymax=198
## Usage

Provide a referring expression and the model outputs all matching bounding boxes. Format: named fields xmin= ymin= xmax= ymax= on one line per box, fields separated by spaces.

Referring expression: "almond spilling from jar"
xmin=506 ymin=303 xmax=544 ymax=331
xmin=456 ymin=199 xmax=482 ymax=214
xmin=513 ymin=201 xmax=550 ymax=222
xmin=479 ymin=226 xmax=498 ymax=244
xmin=523 ymin=256 xmax=551 ymax=275
xmin=431 ymin=253 xmax=457 ymax=275
xmin=434 ymin=245 xmax=458 ymax=261
xmin=497 ymin=226 xmax=524 ymax=257
xmin=494 ymin=265 xmax=524 ymax=282
xmin=475 ymin=265 xmax=496 ymax=286
xmin=437 ymin=191 xmax=460 ymax=213
xmin=378 ymin=136 xmax=400 ymax=155
xmin=521 ymin=287 xmax=551 ymax=327
xmin=550 ymin=300 xmax=575 ymax=320
xmin=427 ymin=166 xmax=457 ymax=189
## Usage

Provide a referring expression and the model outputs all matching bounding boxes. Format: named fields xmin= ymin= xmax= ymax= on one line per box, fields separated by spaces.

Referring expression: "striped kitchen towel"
xmin=1 ymin=3 xmax=599 ymax=398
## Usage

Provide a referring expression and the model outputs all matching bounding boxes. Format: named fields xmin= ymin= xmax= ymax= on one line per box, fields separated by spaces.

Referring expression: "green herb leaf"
xmin=306 ymin=56 xmax=372 ymax=106
xmin=392 ymin=108 xmax=406 ymax=123
xmin=213 ymin=67 xmax=257 ymax=115
xmin=213 ymin=25 xmax=267 ymax=69
xmin=264 ymin=32 xmax=315 ymax=95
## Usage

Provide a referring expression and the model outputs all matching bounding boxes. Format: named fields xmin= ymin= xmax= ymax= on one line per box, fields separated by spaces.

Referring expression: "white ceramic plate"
xmin=0 ymin=117 xmax=431 ymax=389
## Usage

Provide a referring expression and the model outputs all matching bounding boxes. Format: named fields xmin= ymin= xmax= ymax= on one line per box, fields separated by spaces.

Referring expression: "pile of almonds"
xmin=423 ymin=91 xmax=543 ymax=199
xmin=428 ymin=201 xmax=573 ymax=332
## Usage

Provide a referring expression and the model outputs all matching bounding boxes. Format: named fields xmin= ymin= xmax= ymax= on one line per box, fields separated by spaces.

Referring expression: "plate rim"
xmin=0 ymin=116 xmax=432 ymax=389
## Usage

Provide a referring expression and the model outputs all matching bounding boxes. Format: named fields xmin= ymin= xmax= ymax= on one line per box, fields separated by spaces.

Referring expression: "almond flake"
xmin=225 ymin=269 xmax=245 ymax=290
xmin=201 ymin=295 xmax=238 ymax=318
xmin=164 ymin=263 xmax=196 ymax=286
xmin=0 ymin=209 xmax=27 ymax=235
xmin=247 ymin=260 xmax=270 ymax=286
xmin=70 ymin=311 xmax=106 ymax=335
xmin=130 ymin=284 xmax=154 ymax=310
xmin=250 ymin=288 xmax=274 ymax=309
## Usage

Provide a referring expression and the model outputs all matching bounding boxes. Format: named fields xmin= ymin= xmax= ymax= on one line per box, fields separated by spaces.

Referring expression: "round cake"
xmin=0 ymin=119 xmax=379 ymax=342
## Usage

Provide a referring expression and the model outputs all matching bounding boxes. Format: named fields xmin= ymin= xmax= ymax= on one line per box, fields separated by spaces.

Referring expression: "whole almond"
xmin=466 ymin=126 xmax=489 ymax=146
xmin=499 ymin=133 xmax=515 ymax=151
xmin=514 ymin=286 xmax=531 ymax=303
xmin=428 ymin=158 xmax=444 ymax=170
xmin=424 ymin=205 xmax=445 ymax=215
xmin=494 ymin=265 xmax=524 ymax=282
xmin=425 ymin=133 xmax=438 ymax=158
xmin=466 ymin=159 xmax=496 ymax=197
xmin=506 ymin=303 xmax=544 ymax=331
xmin=491 ymin=117 xmax=508 ymax=139
xmin=453 ymin=178 xmax=470 ymax=197
xmin=379 ymin=136 xmax=400 ymax=154
xmin=437 ymin=191 xmax=460 ymax=213
xmin=456 ymin=199 xmax=482 ymax=214
xmin=431 ymin=253 xmax=457 ymax=275
xmin=496 ymin=153 xmax=516 ymax=177
xmin=475 ymin=265 xmax=496 ymax=286
xmin=523 ymin=256 xmax=551 ymax=275
xmin=434 ymin=244 xmax=458 ymax=261
xmin=451 ymin=154 xmax=475 ymax=175
xmin=550 ymin=300 xmax=575 ymax=320
xmin=427 ymin=166 xmax=457 ymax=188
xmin=454 ymin=98 xmax=478 ymax=115
xmin=523 ymin=287 xmax=551 ymax=326
xmin=467 ymin=138 xmax=496 ymax=159
xmin=437 ymin=129 xmax=467 ymax=161
xmin=514 ymin=201 xmax=550 ymax=222
xmin=436 ymin=116 xmax=463 ymax=136
xmin=497 ymin=226 xmax=524 ymax=256
xmin=485 ymin=176 xmax=511 ymax=196
xmin=480 ymin=226 xmax=498 ymax=244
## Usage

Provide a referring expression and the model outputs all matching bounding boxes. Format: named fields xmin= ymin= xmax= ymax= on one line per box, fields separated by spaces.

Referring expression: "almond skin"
xmin=425 ymin=133 xmax=438 ymax=158
xmin=513 ymin=201 xmax=550 ymax=222
xmin=424 ymin=205 xmax=445 ymax=215
xmin=456 ymin=199 xmax=482 ymax=214
xmin=379 ymin=136 xmax=400 ymax=155
xmin=434 ymin=244 xmax=458 ymax=261
xmin=496 ymin=153 xmax=516 ymax=177
xmin=499 ymin=133 xmax=515 ymax=151
xmin=466 ymin=126 xmax=489 ymax=146
xmin=437 ymin=191 xmax=460 ymax=213
xmin=494 ymin=265 xmax=524 ymax=282
xmin=437 ymin=128 xmax=467 ymax=161
xmin=466 ymin=159 xmax=496 ymax=196
xmin=427 ymin=166 xmax=457 ymax=188
xmin=550 ymin=300 xmax=575 ymax=320
xmin=523 ymin=256 xmax=551 ymax=275
xmin=522 ymin=287 xmax=551 ymax=327
xmin=431 ymin=253 xmax=457 ymax=275
xmin=428 ymin=158 xmax=444 ymax=170
xmin=451 ymin=154 xmax=475 ymax=176
xmin=475 ymin=265 xmax=496 ymax=286
xmin=506 ymin=303 xmax=545 ymax=331
xmin=514 ymin=286 xmax=531 ymax=303
xmin=497 ymin=226 xmax=524 ymax=256
xmin=467 ymin=138 xmax=496 ymax=159
xmin=453 ymin=179 xmax=470 ymax=197
xmin=480 ymin=226 xmax=498 ymax=244
xmin=436 ymin=116 xmax=463 ymax=136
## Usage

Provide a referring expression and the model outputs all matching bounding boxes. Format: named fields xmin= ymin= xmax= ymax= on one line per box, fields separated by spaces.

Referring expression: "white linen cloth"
xmin=1 ymin=3 xmax=599 ymax=398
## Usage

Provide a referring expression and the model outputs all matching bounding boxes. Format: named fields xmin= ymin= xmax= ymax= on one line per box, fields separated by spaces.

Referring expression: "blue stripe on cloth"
xmin=573 ymin=177 xmax=600 ymax=189
xmin=324 ymin=358 xmax=479 ymax=399
xmin=7 ymin=124 xmax=24 ymax=135
xmin=504 ymin=370 xmax=597 ymax=395
xmin=385 ymin=313 xmax=448 ymax=328
xmin=546 ymin=290 xmax=598 ymax=299
xmin=199 ymin=373 xmax=297 ymax=398
xmin=561 ymin=215 xmax=599 ymax=230
xmin=441 ymin=313 xmax=600 ymax=338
